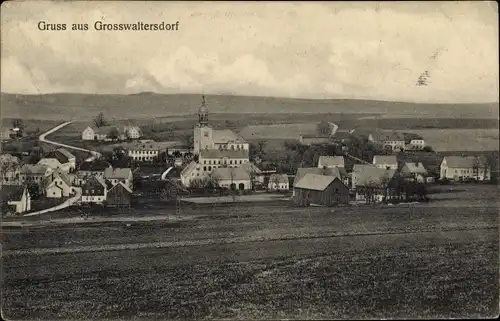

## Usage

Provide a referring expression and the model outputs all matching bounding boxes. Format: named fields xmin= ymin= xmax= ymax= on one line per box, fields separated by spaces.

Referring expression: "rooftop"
xmin=41 ymin=150 xmax=70 ymax=164
xmin=104 ymin=168 xmax=132 ymax=179
xmin=294 ymin=173 xmax=338 ymax=191
xmin=294 ymin=167 xmax=345 ymax=187
xmin=269 ymin=173 xmax=289 ymax=184
xmin=443 ymin=156 xmax=487 ymax=168
xmin=212 ymin=167 xmax=250 ymax=181
xmin=79 ymin=159 xmax=112 ymax=171
xmin=373 ymin=155 xmax=398 ymax=165
xmin=56 ymin=148 xmax=75 ymax=160
xmin=318 ymin=156 xmax=345 ymax=167
xmin=352 ymin=164 xmax=397 ymax=187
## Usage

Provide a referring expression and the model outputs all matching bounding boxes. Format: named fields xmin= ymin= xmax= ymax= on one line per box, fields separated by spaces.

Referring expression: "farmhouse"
xmin=38 ymin=149 xmax=75 ymax=173
xmin=124 ymin=126 xmax=141 ymax=139
xmin=440 ymin=156 xmax=491 ymax=181
xmin=104 ymin=168 xmax=133 ymax=189
xmin=373 ymin=131 xmax=406 ymax=151
xmin=106 ymin=181 xmax=133 ymax=208
xmin=122 ymin=140 xmax=161 ymax=162
xmin=293 ymin=167 xmax=349 ymax=196
xmin=81 ymin=176 xmax=109 ymax=204
xmin=352 ymin=164 xmax=397 ymax=203
xmin=318 ymin=156 xmax=345 ymax=168
xmin=373 ymin=155 xmax=398 ymax=170
xmin=400 ymin=162 xmax=428 ymax=183
xmin=404 ymin=133 xmax=426 ymax=150
xmin=0 ymin=185 xmax=31 ymax=214
xmin=193 ymin=96 xmax=249 ymax=155
xmin=74 ymin=160 xmax=112 ymax=186
xmin=293 ymin=173 xmax=349 ymax=207
xmin=211 ymin=167 xmax=251 ymax=191
xmin=19 ymin=164 xmax=52 ymax=184
xmin=268 ymin=174 xmax=289 ymax=191
xmin=44 ymin=170 xmax=74 ymax=198
xmin=82 ymin=126 xmax=126 ymax=141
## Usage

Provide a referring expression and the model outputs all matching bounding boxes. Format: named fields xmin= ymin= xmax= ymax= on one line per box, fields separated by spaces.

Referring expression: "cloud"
xmin=1 ymin=1 xmax=498 ymax=102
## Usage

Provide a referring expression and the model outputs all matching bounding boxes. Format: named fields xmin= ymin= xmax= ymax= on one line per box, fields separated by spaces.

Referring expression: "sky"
xmin=1 ymin=1 xmax=498 ymax=103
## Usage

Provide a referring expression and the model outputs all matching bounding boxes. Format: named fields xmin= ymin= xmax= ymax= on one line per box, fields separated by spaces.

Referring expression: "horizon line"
xmin=1 ymin=91 xmax=499 ymax=106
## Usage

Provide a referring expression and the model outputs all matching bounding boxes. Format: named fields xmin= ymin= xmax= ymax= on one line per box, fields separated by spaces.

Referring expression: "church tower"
xmin=193 ymin=95 xmax=213 ymax=155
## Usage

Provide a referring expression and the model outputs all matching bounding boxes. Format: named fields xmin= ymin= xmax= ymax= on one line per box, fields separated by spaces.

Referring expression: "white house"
xmin=375 ymin=131 xmax=406 ymax=151
xmin=1 ymin=185 xmax=31 ymax=214
xmin=400 ymin=162 xmax=428 ymax=183
xmin=440 ymin=156 xmax=491 ymax=181
xmin=44 ymin=171 xmax=74 ymax=198
xmin=124 ymin=126 xmax=141 ymax=139
xmin=212 ymin=167 xmax=251 ymax=190
xmin=318 ymin=156 xmax=345 ymax=168
xmin=81 ymin=176 xmax=109 ymax=204
xmin=268 ymin=174 xmax=289 ymax=191
xmin=38 ymin=149 xmax=75 ymax=173
xmin=74 ymin=160 xmax=112 ymax=186
xmin=19 ymin=164 xmax=53 ymax=184
xmin=104 ymin=167 xmax=133 ymax=189
xmin=352 ymin=165 xmax=397 ymax=203
xmin=373 ymin=155 xmax=398 ymax=170
xmin=180 ymin=149 xmax=250 ymax=187
xmin=123 ymin=140 xmax=161 ymax=162
xmin=81 ymin=126 xmax=96 ymax=141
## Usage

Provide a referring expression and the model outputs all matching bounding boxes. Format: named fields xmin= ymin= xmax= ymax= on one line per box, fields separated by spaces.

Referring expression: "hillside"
xmin=1 ymin=92 xmax=498 ymax=121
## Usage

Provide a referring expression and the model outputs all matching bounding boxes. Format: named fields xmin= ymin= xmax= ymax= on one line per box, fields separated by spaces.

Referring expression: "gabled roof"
xmin=104 ymin=168 xmax=132 ymax=179
xmin=56 ymin=148 xmax=75 ymax=160
xmin=352 ymin=164 xmax=396 ymax=187
xmin=318 ymin=156 xmax=345 ymax=168
xmin=294 ymin=167 xmax=344 ymax=187
xmin=373 ymin=155 xmax=398 ymax=165
xmin=295 ymin=173 xmax=339 ymax=191
xmin=200 ymin=149 xmax=249 ymax=159
xmin=54 ymin=170 xmax=72 ymax=187
xmin=403 ymin=133 xmax=424 ymax=144
xmin=122 ymin=140 xmax=160 ymax=151
xmin=79 ymin=159 xmax=112 ymax=171
xmin=212 ymin=129 xmax=246 ymax=144
xmin=401 ymin=162 xmax=428 ymax=175
xmin=41 ymin=150 xmax=69 ymax=164
xmin=181 ymin=161 xmax=197 ymax=177
xmin=443 ymin=156 xmax=487 ymax=168
xmin=212 ymin=167 xmax=250 ymax=181
xmin=83 ymin=175 xmax=107 ymax=189
xmin=269 ymin=174 xmax=289 ymax=184
xmin=20 ymin=164 xmax=50 ymax=175
xmin=300 ymin=136 xmax=332 ymax=146
xmin=0 ymin=185 xmax=26 ymax=201
xmin=240 ymin=162 xmax=262 ymax=174
xmin=108 ymin=181 xmax=133 ymax=194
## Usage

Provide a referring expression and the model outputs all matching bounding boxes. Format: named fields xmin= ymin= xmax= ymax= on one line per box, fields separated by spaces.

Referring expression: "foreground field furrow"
xmin=4 ymin=228 xmax=497 ymax=319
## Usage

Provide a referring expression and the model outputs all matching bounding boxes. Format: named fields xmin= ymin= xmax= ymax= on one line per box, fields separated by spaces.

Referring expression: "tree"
xmin=316 ymin=121 xmax=331 ymax=136
xmin=93 ymin=112 xmax=109 ymax=128
xmin=12 ymin=119 xmax=25 ymax=134
xmin=180 ymin=133 xmax=194 ymax=149
xmin=422 ymin=146 xmax=434 ymax=152
xmin=108 ymin=127 xmax=119 ymax=140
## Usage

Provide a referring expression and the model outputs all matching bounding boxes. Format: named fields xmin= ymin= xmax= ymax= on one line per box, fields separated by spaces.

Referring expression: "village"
xmin=0 ymin=96 xmax=495 ymax=217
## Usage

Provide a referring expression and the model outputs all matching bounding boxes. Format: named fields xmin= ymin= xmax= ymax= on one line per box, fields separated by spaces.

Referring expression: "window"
xmin=208 ymin=166 xmax=212 ymax=171
xmin=230 ymin=160 xmax=233 ymax=164
xmin=203 ymin=166 xmax=207 ymax=171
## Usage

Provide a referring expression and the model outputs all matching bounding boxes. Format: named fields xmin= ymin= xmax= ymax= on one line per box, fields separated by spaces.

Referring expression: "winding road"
xmin=39 ymin=121 xmax=102 ymax=161
xmin=22 ymin=122 xmax=101 ymax=216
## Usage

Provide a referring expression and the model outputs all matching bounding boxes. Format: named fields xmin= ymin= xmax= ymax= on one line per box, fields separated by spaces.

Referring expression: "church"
xmin=193 ymin=96 xmax=249 ymax=154
xmin=181 ymin=96 xmax=252 ymax=188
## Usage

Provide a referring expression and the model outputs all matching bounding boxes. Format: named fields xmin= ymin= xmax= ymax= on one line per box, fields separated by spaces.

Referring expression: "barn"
xmin=106 ymin=181 xmax=133 ymax=208
xmin=293 ymin=173 xmax=349 ymax=207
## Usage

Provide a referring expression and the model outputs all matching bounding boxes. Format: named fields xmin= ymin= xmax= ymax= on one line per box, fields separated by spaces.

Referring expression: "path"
xmin=23 ymin=187 xmax=83 ymax=217
xmin=21 ymin=122 xmax=102 ymax=217
xmin=39 ymin=121 xmax=102 ymax=161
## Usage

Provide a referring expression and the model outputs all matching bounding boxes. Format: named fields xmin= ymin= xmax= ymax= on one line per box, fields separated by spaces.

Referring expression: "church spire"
xmin=198 ymin=95 xmax=209 ymax=125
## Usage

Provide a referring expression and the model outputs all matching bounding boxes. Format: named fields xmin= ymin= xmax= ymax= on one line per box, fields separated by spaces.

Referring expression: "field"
xmin=2 ymin=92 xmax=498 ymax=121
xmin=2 ymin=185 xmax=499 ymax=319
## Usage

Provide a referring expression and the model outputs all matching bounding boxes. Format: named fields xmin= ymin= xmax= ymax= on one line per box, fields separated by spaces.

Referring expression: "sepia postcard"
xmin=1 ymin=1 xmax=499 ymax=320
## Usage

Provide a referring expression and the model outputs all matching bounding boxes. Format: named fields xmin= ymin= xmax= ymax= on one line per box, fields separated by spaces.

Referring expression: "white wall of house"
xmin=409 ymin=139 xmax=425 ymax=149
xmin=268 ymin=182 xmax=289 ymax=191
xmin=82 ymin=127 xmax=95 ymax=140
xmin=218 ymin=179 xmax=251 ymax=190
xmin=440 ymin=165 xmax=490 ymax=181
xmin=214 ymin=142 xmax=249 ymax=151
xmin=382 ymin=140 xmax=405 ymax=151
xmin=127 ymin=149 xmax=160 ymax=161
xmin=8 ymin=189 xmax=31 ymax=213
xmin=375 ymin=163 xmax=398 ymax=170
xmin=81 ymin=195 xmax=106 ymax=204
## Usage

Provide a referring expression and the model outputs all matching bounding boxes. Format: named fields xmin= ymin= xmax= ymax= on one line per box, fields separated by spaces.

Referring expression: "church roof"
xmin=199 ymin=149 xmax=249 ymax=159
